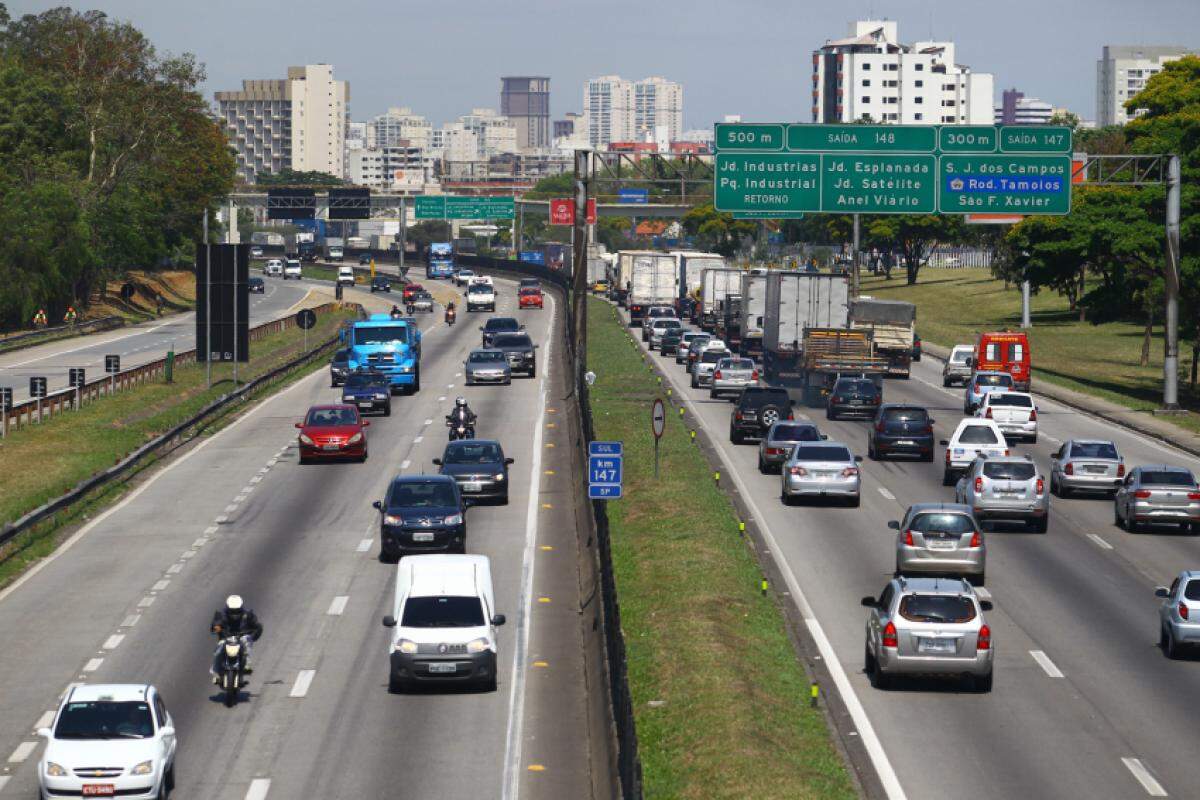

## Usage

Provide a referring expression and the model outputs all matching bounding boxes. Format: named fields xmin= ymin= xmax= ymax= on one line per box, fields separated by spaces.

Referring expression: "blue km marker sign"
xmin=588 ymin=441 xmax=623 ymax=499
xmin=618 ymin=188 xmax=649 ymax=205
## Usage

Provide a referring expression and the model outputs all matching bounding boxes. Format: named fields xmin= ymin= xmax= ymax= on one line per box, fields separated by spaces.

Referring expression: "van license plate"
xmin=428 ymin=663 xmax=457 ymax=674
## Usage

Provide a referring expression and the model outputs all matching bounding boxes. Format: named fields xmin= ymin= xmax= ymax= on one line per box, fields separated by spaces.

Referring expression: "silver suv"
xmin=891 ymin=503 xmax=985 ymax=585
xmin=1156 ymin=570 xmax=1200 ymax=659
xmin=955 ymin=454 xmax=1050 ymax=532
xmin=690 ymin=348 xmax=729 ymax=389
xmin=862 ymin=576 xmax=994 ymax=692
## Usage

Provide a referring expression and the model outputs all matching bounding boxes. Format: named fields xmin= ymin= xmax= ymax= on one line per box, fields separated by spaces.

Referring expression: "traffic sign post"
xmin=588 ymin=441 xmax=623 ymax=500
xmin=651 ymin=399 xmax=665 ymax=479
xmin=69 ymin=367 xmax=85 ymax=410
xmin=296 ymin=308 xmax=317 ymax=352
xmin=104 ymin=354 xmax=120 ymax=395
xmin=0 ymin=386 xmax=11 ymax=438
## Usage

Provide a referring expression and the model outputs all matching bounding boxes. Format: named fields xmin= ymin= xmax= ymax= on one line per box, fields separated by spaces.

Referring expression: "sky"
xmin=7 ymin=0 xmax=1200 ymax=128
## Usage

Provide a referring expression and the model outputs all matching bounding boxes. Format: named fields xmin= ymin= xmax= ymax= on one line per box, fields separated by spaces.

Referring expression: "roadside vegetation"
xmin=586 ymin=297 xmax=856 ymax=800
xmin=0 ymin=308 xmax=355 ymax=586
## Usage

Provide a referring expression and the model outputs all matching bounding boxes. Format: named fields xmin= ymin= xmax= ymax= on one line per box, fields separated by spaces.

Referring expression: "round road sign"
xmin=651 ymin=398 xmax=665 ymax=439
xmin=296 ymin=309 xmax=317 ymax=330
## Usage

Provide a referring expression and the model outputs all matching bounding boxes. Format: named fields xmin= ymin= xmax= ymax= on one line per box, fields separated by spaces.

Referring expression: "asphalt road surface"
xmin=0 ymin=277 xmax=592 ymax=800
xmin=633 ymin=308 xmax=1200 ymax=800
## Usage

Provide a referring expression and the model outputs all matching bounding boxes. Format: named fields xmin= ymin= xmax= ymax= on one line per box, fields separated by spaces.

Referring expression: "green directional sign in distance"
xmin=787 ymin=124 xmax=937 ymax=153
xmin=939 ymin=126 xmax=998 ymax=153
xmin=715 ymin=123 xmax=785 ymax=151
xmin=821 ymin=154 xmax=937 ymax=213
xmin=714 ymin=153 xmax=821 ymax=213
xmin=999 ymin=125 xmax=1072 ymax=153
xmin=939 ymin=155 xmax=1072 ymax=214
xmin=414 ymin=196 xmax=445 ymax=220
xmin=732 ymin=211 xmax=806 ymax=219
xmin=445 ymin=196 xmax=515 ymax=220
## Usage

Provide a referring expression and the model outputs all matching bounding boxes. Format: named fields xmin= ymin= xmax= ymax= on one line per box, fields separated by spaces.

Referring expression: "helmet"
xmin=225 ymin=594 xmax=245 ymax=622
xmin=455 ymin=396 xmax=466 ymax=407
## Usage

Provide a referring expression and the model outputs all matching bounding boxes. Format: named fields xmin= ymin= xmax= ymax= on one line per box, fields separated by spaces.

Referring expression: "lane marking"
xmin=877 ymin=486 xmax=896 ymax=501
xmin=8 ymin=741 xmax=38 ymax=763
xmin=423 ymin=419 xmax=433 ymax=426
xmin=224 ymin=504 xmax=238 ymax=512
xmin=327 ymin=596 xmax=349 ymax=616
xmin=137 ymin=596 xmax=155 ymax=608
xmin=194 ymin=537 xmax=210 ymax=547
xmin=214 ymin=515 xmax=229 ymax=524
xmin=83 ymin=658 xmax=103 ymax=672
xmin=204 ymin=526 xmax=218 ymax=535
xmin=1122 ymin=757 xmax=1168 ymax=797
xmin=180 ymin=550 xmax=196 ymax=560
xmin=1029 ymin=650 xmax=1064 ymax=678
xmin=438 ymin=396 xmax=447 ymax=402
xmin=357 ymin=538 xmax=373 ymax=553
xmin=1087 ymin=533 xmax=1114 ymax=550
xmin=414 ymin=436 xmax=423 ymax=444
xmin=401 ymin=459 xmax=411 ymax=470
xmin=289 ymin=669 xmax=316 ymax=698
xmin=167 ymin=563 xmax=183 ymax=574
xmin=0 ymin=776 xmax=10 ymax=792
xmin=245 ymin=778 xmax=272 ymax=800
xmin=152 ymin=579 xmax=170 ymax=592
xmin=103 ymin=634 xmax=125 ymax=651
xmin=33 ymin=710 xmax=54 ymax=730
xmin=250 ymin=475 xmax=263 ymax=484
xmin=121 ymin=615 xmax=141 ymax=628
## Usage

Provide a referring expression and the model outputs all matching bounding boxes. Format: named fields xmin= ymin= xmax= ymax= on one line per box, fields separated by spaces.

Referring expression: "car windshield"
xmin=951 ymin=350 xmax=971 ymax=364
xmin=792 ymin=445 xmax=851 ymax=462
xmin=720 ymin=358 xmax=753 ymax=369
xmin=975 ymin=374 xmax=1013 ymax=388
xmin=910 ymin=513 xmax=976 ymax=534
xmin=485 ymin=319 xmax=519 ymax=331
xmin=306 ymin=407 xmax=359 ymax=426
xmin=837 ymin=380 xmax=876 ymax=394
xmin=493 ymin=334 xmax=532 ymax=348
xmin=401 ymin=596 xmax=485 ymax=628
xmin=957 ymin=425 xmax=1000 ymax=445
xmin=388 ymin=481 xmax=458 ymax=508
xmin=983 ymin=462 xmax=1036 ymax=480
xmin=700 ymin=351 xmax=726 ymax=364
xmin=355 ymin=326 xmax=408 ymax=345
xmin=772 ymin=425 xmax=820 ymax=442
xmin=54 ymin=701 xmax=154 ymax=740
xmin=655 ymin=320 xmax=681 ymax=329
xmin=988 ymin=394 xmax=1032 ymax=407
xmin=1069 ymin=442 xmax=1118 ymax=459
xmin=898 ymin=594 xmax=976 ymax=624
xmin=469 ymin=285 xmax=492 ymax=294
xmin=444 ymin=442 xmax=503 ymax=464
xmin=332 ymin=349 xmax=351 ymax=363
xmin=882 ymin=407 xmax=928 ymax=423
xmin=345 ymin=374 xmax=387 ymax=388
xmin=1140 ymin=470 xmax=1196 ymax=487
xmin=469 ymin=351 xmax=506 ymax=363
xmin=520 ymin=288 xmax=540 ymax=295
xmin=743 ymin=389 xmax=789 ymax=404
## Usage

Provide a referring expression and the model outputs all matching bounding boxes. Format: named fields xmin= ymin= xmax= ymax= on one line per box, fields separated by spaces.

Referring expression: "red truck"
xmin=974 ymin=331 xmax=1031 ymax=391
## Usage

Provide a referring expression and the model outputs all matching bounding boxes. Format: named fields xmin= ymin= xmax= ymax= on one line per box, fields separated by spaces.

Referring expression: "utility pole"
xmin=399 ymin=197 xmax=407 ymax=277
xmin=203 ymin=209 xmax=212 ymax=389
xmin=572 ymin=150 xmax=590 ymax=388
xmin=1164 ymin=154 xmax=1181 ymax=410
xmin=851 ymin=213 xmax=861 ymax=296
xmin=1021 ymin=279 xmax=1032 ymax=329
xmin=516 ymin=200 xmax=524 ymax=255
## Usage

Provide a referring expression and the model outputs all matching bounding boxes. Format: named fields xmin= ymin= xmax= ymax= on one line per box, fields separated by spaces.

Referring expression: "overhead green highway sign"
xmin=414 ymin=196 xmax=515 ymax=220
xmin=939 ymin=155 xmax=1072 ymax=214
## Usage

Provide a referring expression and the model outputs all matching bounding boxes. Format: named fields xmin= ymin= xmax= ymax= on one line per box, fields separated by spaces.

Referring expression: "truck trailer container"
xmin=738 ymin=272 xmax=768 ymax=359
xmin=700 ymin=267 xmax=742 ymax=332
xmin=761 ymin=272 xmax=852 ymax=388
xmin=627 ymin=253 xmax=677 ymax=324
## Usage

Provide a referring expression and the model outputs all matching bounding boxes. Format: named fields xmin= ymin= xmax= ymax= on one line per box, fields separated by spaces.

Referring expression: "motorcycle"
xmin=445 ymin=308 xmax=457 ymax=326
xmin=446 ymin=418 xmax=475 ymax=441
xmin=215 ymin=634 xmax=248 ymax=707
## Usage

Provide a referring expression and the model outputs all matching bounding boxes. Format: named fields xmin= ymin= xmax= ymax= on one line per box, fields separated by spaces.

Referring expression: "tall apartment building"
xmin=994 ymin=89 xmax=1053 ymax=124
xmin=500 ymin=77 xmax=551 ymax=150
xmin=811 ymin=21 xmax=993 ymax=125
xmin=583 ymin=75 xmax=684 ymax=148
xmin=367 ymin=107 xmax=433 ymax=151
xmin=346 ymin=145 xmax=427 ymax=191
xmin=215 ymin=64 xmax=349 ymax=183
xmin=553 ymin=112 xmax=583 ymax=139
xmin=457 ymin=108 xmax=519 ymax=157
xmin=1096 ymin=45 xmax=1197 ymax=126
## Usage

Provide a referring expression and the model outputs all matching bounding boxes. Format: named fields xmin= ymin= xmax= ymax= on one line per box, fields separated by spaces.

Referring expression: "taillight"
xmin=1180 ymin=602 xmax=1189 ymax=621
xmin=924 ymin=424 xmax=934 ymax=434
xmin=945 ymin=449 xmax=951 ymax=465
xmin=984 ymin=407 xmax=993 ymax=418
xmin=1004 ymin=449 xmax=1010 ymax=456
xmin=766 ymin=447 xmax=783 ymax=456
xmin=735 ymin=412 xmax=743 ymax=421
xmin=1036 ymin=478 xmax=1045 ymax=495
xmin=1188 ymin=492 xmax=1200 ymax=501
xmin=882 ymin=621 xmax=898 ymax=648
xmin=1117 ymin=464 xmax=1125 ymax=477
xmin=1029 ymin=409 xmax=1038 ymax=421
xmin=903 ymin=530 xmax=914 ymax=546
xmin=751 ymin=371 xmax=759 ymax=381
xmin=969 ymin=530 xmax=982 ymax=548
xmin=714 ymin=370 xmax=723 ymax=380
xmin=974 ymin=477 xmax=983 ymax=494
xmin=1134 ymin=490 xmax=1152 ymax=499
xmin=977 ymin=624 xmax=991 ymax=651
xmin=842 ymin=467 xmax=859 ymax=477
xmin=786 ymin=411 xmax=794 ymax=420
xmin=831 ymin=396 xmax=841 ymax=404
xmin=789 ymin=466 xmax=808 ymax=476
xmin=1064 ymin=463 xmax=1073 ymax=475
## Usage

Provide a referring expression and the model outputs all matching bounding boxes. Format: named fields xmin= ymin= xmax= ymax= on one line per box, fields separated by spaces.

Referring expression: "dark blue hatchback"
xmin=373 ymin=475 xmax=467 ymax=562
xmin=867 ymin=404 xmax=935 ymax=462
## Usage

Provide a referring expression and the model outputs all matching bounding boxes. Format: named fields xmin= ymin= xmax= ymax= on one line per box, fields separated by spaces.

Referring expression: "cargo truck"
xmin=794 ymin=328 xmax=890 ymax=406
xmin=323 ymin=237 xmax=345 ymax=261
xmin=762 ymin=272 xmax=852 ymax=389
xmin=427 ymin=242 xmax=454 ymax=279
xmin=715 ymin=295 xmax=743 ymax=352
xmin=848 ymin=298 xmax=917 ymax=378
xmin=700 ymin=267 xmax=742 ymax=332
xmin=627 ymin=253 xmax=678 ymax=325
xmin=738 ymin=272 xmax=769 ymax=359
xmin=613 ymin=250 xmax=655 ymax=307
xmin=671 ymin=251 xmax=726 ymax=322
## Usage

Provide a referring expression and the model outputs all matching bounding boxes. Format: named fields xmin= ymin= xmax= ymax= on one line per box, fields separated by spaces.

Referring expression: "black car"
xmin=373 ymin=475 xmax=467 ymax=562
xmin=480 ymin=316 xmax=522 ymax=348
xmin=341 ymin=370 xmax=393 ymax=416
xmin=491 ymin=332 xmax=537 ymax=377
xmin=659 ymin=327 xmax=686 ymax=356
xmin=826 ymin=377 xmax=882 ymax=420
xmin=433 ymin=440 xmax=515 ymax=504
xmin=729 ymin=387 xmax=795 ymax=444
xmin=868 ymin=404 xmax=934 ymax=461
xmin=359 ymin=253 xmax=373 ymax=265
xmin=330 ymin=348 xmax=353 ymax=387
xmin=248 ymin=276 xmax=265 ymax=293
xmin=370 ymin=275 xmax=392 ymax=293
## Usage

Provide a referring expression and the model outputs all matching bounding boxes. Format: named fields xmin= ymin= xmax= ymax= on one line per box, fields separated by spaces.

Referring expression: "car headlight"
xmin=374 ymin=393 xmax=387 ymax=400
xmin=383 ymin=514 xmax=403 ymax=525
xmin=466 ymin=637 xmax=490 ymax=653
xmin=395 ymin=639 xmax=418 ymax=654
xmin=494 ymin=473 xmax=506 ymax=481
xmin=444 ymin=513 xmax=463 ymax=525
xmin=131 ymin=760 xmax=154 ymax=776
xmin=348 ymin=432 xmax=363 ymax=444
xmin=341 ymin=396 xmax=353 ymax=403
xmin=399 ymin=366 xmax=413 ymax=373
xmin=45 ymin=762 xmax=67 ymax=777
xmin=299 ymin=433 xmax=314 ymax=445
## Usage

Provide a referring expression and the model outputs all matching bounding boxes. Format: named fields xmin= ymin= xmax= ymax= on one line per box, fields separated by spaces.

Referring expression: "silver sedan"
xmin=710 ymin=357 xmax=757 ymax=400
xmin=780 ymin=441 xmax=862 ymax=507
xmin=463 ymin=349 xmax=512 ymax=386
xmin=1050 ymin=439 xmax=1124 ymax=498
xmin=757 ymin=421 xmax=825 ymax=474
xmin=1115 ymin=465 xmax=1200 ymax=532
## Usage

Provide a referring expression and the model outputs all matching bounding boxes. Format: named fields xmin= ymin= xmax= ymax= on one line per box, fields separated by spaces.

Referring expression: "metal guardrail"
xmin=0 ymin=316 xmax=125 ymax=353
xmin=1 ymin=303 xmax=343 ymax=434
xmin=0 ymin=303 xmax=359 ymax=546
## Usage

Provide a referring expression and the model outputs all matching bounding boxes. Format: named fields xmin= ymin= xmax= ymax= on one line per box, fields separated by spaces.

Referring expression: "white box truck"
xmin=671 ymin=251 xmax=726 ymax=323
xmin=627 ymin=253 xmax=677 ymax=325
xmin=762 ymin=272 xmax=851 ymax=386
xmin=700 ymin=267 xmax=742 ymax=332
xmin=738 ymin=272 xmax=769 ymax=358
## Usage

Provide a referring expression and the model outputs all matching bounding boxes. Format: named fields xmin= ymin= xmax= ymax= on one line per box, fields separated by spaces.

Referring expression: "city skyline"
xmin=8 ymin=0 xmax=1200 ymax=127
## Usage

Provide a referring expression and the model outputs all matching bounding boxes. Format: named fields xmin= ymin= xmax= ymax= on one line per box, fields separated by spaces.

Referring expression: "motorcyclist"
xmin=390 ymin=304 xmax=402 ymax=319
xmin=209 ymin=594 xmax=263 ymax=682
xmin=445 ymin=302 xmax=457 ymax=325
xmin=445 ymin=396 xmax=476 ymax=432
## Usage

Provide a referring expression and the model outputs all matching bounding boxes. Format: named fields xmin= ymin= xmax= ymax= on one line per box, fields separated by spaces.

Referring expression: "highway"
xmin=0 ymin=276 xmax=594 ymax=799
xmin=632 ymin=308 xmax=1200 ymax=800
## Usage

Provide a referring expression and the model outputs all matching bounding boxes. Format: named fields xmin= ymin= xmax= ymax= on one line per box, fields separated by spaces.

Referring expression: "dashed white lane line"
xmin=224 ymin=504 xmax=239 ymax=513
xmin=877 ymin=485 xmax=896 ymax=501
xmin=8 ymin=741 xmax=38 ymax=763
xmin=137 ymin=595 xmax=155 ymax=608
xmin=414 ymin=436 xmax=423 ymax=444
xmin=327 ymin=596 xmax=349 ymax=616
xmin=455 ymin=372 xmax=462 ymax=377
xmin=103 ymin=634 xmax=125 ymax=651
xmin=250 ymin=475 xmax=263 ymax=484
xmin=33 ymin=710 xmax=54 ymax=730
xmin=357 ymin=539 xmax=373 ymax=553
xmin=152 ymin=579 xmax=170 ymax=592
xmin=258 ymin=467 xmax=270 ymax=475
xmin=0 ymin=776 xmax=10 ymax=791
xmin=180 ymin=550 xmax=196 ymax=560
xmin=1122 ymin=757 xmax=1168 ymax=797
xmin=167 ymin=563 xmax=184 ymax=574
xmin=289 ymin=669 xmax=316 ymax=698
xmin=194 ymin=537 xmax=210 ymax=547
xmin=1029 ymin=649 xmax=1064 ymax=678
xmin=447 ymin=384 xmax=455 ymax=389
xmin=267 ymin=458 xmax=278 ymax=467
xmin=214 ymin=515 xmax=229 ymax=524
xmin=245 ymin=778 xmax=272 ymax=800
xmin=423 ymin=419 xmax=433 ymax=426
xmin=438 ymin=395 xmax=447 ymax=402
xmin=83 ymin=658 xmax=103 ymax=672
xmin=204 ymin=526 xmax=219 ymax=535
xmin=121 ymin=615 xmax=141 ymax=628
xmin=1087 ymin=533 xmax=1114 ymax=550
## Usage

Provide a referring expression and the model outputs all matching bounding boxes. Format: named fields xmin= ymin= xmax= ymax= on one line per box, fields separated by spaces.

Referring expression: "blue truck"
xmin=427 ymin=242 xmax=454 ymax=279
xmin=342 ymin=314 xmax=423 ymax=394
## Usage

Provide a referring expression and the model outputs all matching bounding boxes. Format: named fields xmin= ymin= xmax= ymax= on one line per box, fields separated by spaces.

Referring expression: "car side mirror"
xmin=294 ymin=422 xmax=302 ymax=429
xmin=505 ymin=457 xmax=515 ymax=465
xmin=372 ymin=500 xmax=382 ymax=511
xmin=36 ymin=727 xmax=51 ymax=739
xmin=1155 ymin=587 xmax=1170 ymax=598
xmin=382 ymin=615 xmax=396 ymax=628
xmin=820 ymin=434 xmax=828 ymax=440
xmin=854 ymin=455 xmax=863 ymax=463
xmin=939 ymin=439 xmax=949 ymax=446
xmin=887 ymin=520 xmax=900 ymax=530
xmin=432 ymin=458 xmax=442 ymax=466
xmin=492 ymin=614 xmax=506 ymax=626
xmin=159 ymin=726 xmax=175 ymax=738
xmin=928 ymin=418 xmax=936 ymax=425
xmin=979 ymin=600 xmax=994 ymax=612
xmin=860 ymin=596 xmax=877 ymax=608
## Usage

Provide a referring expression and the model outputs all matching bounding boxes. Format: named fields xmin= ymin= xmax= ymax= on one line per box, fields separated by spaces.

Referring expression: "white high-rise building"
xmin=367 ymin=107 xmax=433 ymax=151
xmin=456 ymin=109 xmax=519 ymax=157
xmin=583 ymin=75 xmax=684 ymax=148
xmin=215 ymin=64 xmax=349 ymax=182
xmin=1096 ymin=45 xmax=1197 ymax=126
xmin=811 ymin=21 xmax=993 ymax=125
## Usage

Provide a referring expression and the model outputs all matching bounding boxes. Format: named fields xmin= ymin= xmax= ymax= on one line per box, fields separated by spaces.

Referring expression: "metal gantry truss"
xmin=584 ymin=152 xmax=714 ymax=200
xmin=229 ymin=191 xmax=412 ymax=220
xmin=1072 ymin=153 xmax=1170 ymax=186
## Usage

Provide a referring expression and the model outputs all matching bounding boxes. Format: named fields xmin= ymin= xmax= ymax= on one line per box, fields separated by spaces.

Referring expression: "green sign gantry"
xmin=414 ymin=196 xmax=515 ymax=220
xmin=713 ymin=123 xmax=1072 ymax=216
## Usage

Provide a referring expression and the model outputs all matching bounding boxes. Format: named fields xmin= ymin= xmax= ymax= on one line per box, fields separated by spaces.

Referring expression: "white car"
xmin=469 ymin=275 xmax=494 ymax=288
xmin=337 ymin=265 xmax=355 ymax=287
xmin=249 ymin=246 xmax=264 ymax=258
xmin=39 ymin=684 xmax=177 ymax=800
xmin=454 ymin=269 xmax=475 ymax=286
xmin=283 ymin=258 xmax=302 ymax=280
xmin=974 ymin=391 xmax=1038 ymax=443
xmin=941 ymin=417 xmax=1009 ymax=486
xmin=264 ymin=258 xmax=283 ymax=277
xmin=466 ymin=284 xmax=496 ymax=312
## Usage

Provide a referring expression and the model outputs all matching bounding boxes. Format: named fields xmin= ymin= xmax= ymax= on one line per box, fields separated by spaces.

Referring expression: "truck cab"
xmin=974 ymin=331 xmax=1031 ymax=391
xmin=344 ymin=314 xmax=423 ymax=394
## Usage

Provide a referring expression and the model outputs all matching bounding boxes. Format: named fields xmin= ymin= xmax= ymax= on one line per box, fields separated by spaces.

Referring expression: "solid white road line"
xmin=3 ymin=314 xmax=187 ymax=369
xmin=102 ymin=634 xmax=125 ymax=651
xmin=194 ymin=537 xmax=210 ymax=547
xmin=244 ymin=778 xmax=272 ymax=800
xmin=167 ymin=563 xmax=183 ymax=574
xmin=356 ymin=538 xmax=373 ymax=553
xmin=1029 ymin=649 xmax=1064 ymax=678
xmin=83 ymin=658 xmax=103 ymax=672
xmin=0 ymin=776 xmax=11 ymax=792
xmin=327 ymin=596 xmax=349 ymax=616
xmin=137 ymin=596 xmax=155 ymax=608
xmin=289 ymin=670 xmax=316 ymax=698
xmin=8 ymin=741 xmax=38 ymax=763
xmin=877 ymin=486 xmax=896 ymax=501
xmin=1087 ymin=533 xmax=1115 ymax=550
xmin=1122 ymin=757 xmax=1169 ymax=797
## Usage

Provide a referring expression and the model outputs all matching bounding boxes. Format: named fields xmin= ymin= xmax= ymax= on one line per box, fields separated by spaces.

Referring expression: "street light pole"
xmin=1164 ymin=154 xmax=1181 ymax=410
xmin=204 ymin=209 xmax=212 ymax=389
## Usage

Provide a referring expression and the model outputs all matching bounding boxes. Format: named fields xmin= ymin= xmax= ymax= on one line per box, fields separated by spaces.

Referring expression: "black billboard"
xmin=328 ymin=188 xmax=371 ymax=220
xmin=196 ymin=243 xmax=250 ymax=362
xmin=267 ymin=188 xmax=316 ymax=220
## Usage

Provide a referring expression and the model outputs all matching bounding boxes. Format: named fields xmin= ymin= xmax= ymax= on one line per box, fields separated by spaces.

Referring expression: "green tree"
xmin=864 ymin=214 xmax=965 ymax=284
xmin=681 ymin=204 xmax=755 ymax=257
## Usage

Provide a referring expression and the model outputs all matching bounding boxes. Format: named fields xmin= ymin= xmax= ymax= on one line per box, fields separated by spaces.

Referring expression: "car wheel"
xmin=1163 ymin=626 xmax=1182 ymax=659
xmin=529 ymin=366 xmax=537 ymax=378
xmin=1033 ymin=516 xmax=1049 ymax=533
xmin=299 ymin=456 xmax=309 ymax=466
xmin=384 ymin=404 xmax=391 ymax=417
xmin=868 ymin=442 xmax=878 ymax=460
xmin=780 ymin=490 xmax=792 ymax=507
xmin=942 ymin=469 xmax=955 ymax=487
xmin=760 ymin=406 xmax=782 ymax=428
xmin=758 ymin=454 xmax=767 ymax=474
xmin=709 ymin=389 xmax=718 ymax=399
xmin=412 ymin=368 xmax=421 ymax=393
xmin=943 ymin=377 xmax=951 ymax=387
xmin=869 ymin=657 xmax=891 ymax=690
xmin=847 ymin=494 xmax=861 ymax=508
xmin=1029 ymin=434 xmax=1038 ymax=444
xmin=971 ymin=572 xmax=986 ymax=587
xmin=691 ymin=375 xmax=698 ymax=388
xmin=730 ymin=428 xmax=743 ymax=445
xmin=973 ymin=671 xmax=993 ymax=693
xmin=388 ymin=675 xmax=404 ymax=694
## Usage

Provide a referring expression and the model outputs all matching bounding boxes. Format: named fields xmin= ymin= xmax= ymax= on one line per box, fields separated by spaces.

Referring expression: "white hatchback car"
xmin=941 ymin=418 xmax=1009 ymax=486
xmin=264 ymin=258 xmax=283 ymax=277
xmin=39 ymin=684 xmax=177 ymax=800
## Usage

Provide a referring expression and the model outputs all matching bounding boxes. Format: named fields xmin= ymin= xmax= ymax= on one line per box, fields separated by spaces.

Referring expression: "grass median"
xmin=0 ymin=307 xmax=355 ymax=585
xmin=862 ymin=267 xmax=1200 ymax=433
xmin=586 ymin=297 xmax=856 ymax=800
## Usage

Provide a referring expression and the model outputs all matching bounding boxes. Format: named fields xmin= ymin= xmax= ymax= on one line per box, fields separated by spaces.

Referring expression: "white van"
xmin=264 ymin=258 xmax=283 ymax=277
xmin=382 ymin=554 xmax=505 ymax=692
xmin=283 ymin=258 xmax=302 ymax=280
xmin=337 ymin=265 xmax=355 ymax=287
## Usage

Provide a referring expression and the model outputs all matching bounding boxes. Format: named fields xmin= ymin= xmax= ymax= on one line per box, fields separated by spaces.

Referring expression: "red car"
xmin=296 ymin=404 xmax=369 ymax=463
xmin=518 ymin=287 xmax=544 ymax=309
xmin=402 ymin=282 xmax=424 ymax=303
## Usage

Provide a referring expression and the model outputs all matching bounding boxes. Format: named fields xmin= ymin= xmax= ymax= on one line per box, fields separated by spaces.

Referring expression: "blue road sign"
xmin=618 ymin=188 xmax=649 ymax=205
xmin=588 ymin=440 xmax=623 ymax=499
xmin=589 ymin=441 xmax=623 ymax=456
